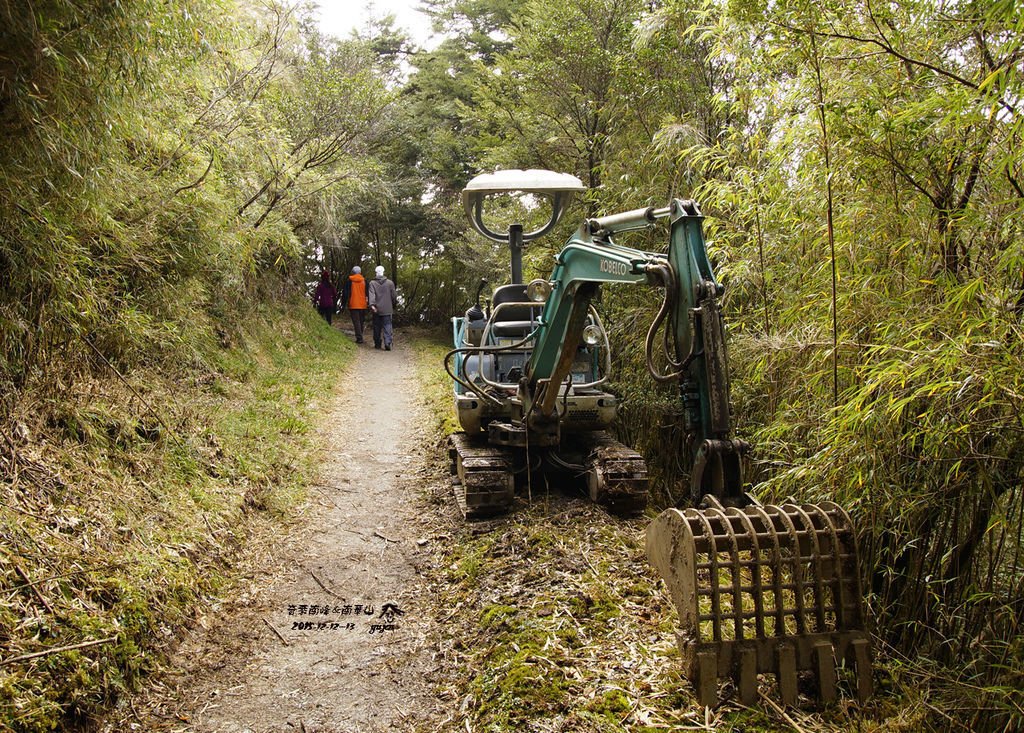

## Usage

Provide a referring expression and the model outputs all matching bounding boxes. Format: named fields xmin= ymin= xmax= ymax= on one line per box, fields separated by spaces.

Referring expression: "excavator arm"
xmin=520 ymin=199 xmax=747 ymax=506
xmin=519 ymin=231 xmax=651 ymax=422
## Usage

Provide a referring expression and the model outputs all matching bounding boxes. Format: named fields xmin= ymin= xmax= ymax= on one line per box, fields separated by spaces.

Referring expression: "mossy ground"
xmin=0 ymin=302 xmax=353 ymax=731
xmin=410 ymin=332 xmax=924 ymax=733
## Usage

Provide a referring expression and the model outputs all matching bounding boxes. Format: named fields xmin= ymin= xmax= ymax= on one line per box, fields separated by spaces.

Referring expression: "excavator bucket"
xmin=646 ymin=498 xmax=872 ymax=707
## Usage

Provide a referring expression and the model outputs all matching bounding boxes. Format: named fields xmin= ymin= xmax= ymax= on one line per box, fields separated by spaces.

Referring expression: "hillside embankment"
xmin=0 ymin=305 xmax=354 ymax=730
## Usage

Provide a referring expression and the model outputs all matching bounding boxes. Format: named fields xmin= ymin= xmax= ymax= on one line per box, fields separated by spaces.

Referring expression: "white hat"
xmin=352 ymin=266 xmax=361 ymax=274
xmin=375 ymin=265 xmax=385 ymax=277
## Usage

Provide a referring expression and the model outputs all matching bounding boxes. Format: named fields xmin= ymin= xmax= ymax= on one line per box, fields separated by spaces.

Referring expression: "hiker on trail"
xmin=313 ymin=270 xmax=337 ymax=325
xmin=367 ymin=265 xmax=398 ymax=351
xmin=341 ymin=265 xmax=369 ymax=344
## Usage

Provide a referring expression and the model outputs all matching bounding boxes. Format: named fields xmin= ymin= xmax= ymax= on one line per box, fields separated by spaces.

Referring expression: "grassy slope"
xmin=411 ymin=334 xmax=921 ymax=733
xmin=0 ymin=303 xmax=353 ymax=731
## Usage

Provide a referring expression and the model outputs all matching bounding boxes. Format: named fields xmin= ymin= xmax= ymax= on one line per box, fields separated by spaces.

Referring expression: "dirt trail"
xmin=132 ymin=339 xmax=444 ymax=732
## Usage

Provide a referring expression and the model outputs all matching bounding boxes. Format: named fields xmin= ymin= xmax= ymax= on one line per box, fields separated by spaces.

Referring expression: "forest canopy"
xmin=2 ymin=0 xmax=1023 ymax=729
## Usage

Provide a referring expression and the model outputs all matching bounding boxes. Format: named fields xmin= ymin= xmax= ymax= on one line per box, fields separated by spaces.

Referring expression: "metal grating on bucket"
xmin=647 ymin=498 xmax=873 ymax=706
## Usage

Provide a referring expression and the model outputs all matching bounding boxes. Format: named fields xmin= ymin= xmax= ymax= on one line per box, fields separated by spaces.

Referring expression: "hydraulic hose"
xmin=645 ymin=263 xmax=693 ymax=383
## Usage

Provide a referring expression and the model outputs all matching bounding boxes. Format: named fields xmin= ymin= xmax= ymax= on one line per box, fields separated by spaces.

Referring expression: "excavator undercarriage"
xmin=448 ymin=430 xmax=648 ymax=518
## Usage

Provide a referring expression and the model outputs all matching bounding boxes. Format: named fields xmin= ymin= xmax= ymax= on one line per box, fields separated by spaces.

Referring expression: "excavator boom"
xmin=520 ymin=200 xmax=747 ymax=505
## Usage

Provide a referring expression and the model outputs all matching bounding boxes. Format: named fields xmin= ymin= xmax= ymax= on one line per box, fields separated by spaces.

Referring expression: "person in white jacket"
xmin=367 ymin=265 xmax=398 ymax=350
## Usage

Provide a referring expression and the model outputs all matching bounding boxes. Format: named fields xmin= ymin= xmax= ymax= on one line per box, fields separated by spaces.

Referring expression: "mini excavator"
xmin=446 ymin=170 xmax=873 ymax=706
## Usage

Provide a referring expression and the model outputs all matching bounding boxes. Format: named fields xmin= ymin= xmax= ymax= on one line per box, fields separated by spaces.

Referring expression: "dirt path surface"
xmin=130 ymin=340 xmax=445 ymax=732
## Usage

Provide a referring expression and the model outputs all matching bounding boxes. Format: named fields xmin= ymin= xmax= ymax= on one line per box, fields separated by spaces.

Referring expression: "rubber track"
xmin=585 ymin=431 xmax=649 ymax=514
xmin=448 ymin=432 xmax=515 ymax=519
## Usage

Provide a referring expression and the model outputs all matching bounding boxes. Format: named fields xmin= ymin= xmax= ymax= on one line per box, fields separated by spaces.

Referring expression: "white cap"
xmin=352 ymin=266 xmax=361 ymax=274
xmin=375 ymin=265 xmax=385 ymax=277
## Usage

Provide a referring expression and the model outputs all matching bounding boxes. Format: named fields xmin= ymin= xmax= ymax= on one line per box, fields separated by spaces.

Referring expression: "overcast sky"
xmin=316 ymin=0 xmax=437 ymax=48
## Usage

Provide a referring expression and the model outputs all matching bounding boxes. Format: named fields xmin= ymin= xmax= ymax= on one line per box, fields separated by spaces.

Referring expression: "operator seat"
xmin=490 ymin=284 xmax=540 ymax=338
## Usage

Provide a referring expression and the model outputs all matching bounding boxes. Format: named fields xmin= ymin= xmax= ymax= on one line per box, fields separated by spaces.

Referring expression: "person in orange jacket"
xmin=340 ymin=266 xmax=369 ymax=343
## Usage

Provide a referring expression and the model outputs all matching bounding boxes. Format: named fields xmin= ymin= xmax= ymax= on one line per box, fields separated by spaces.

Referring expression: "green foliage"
xmin=473 ymin=0 xmax=646 ymax=194
xmin=620 ymin=0 xmax=1022 ymax=726
xmin=0 ymin=0 xmax=392 ymax=403
xmin=0 ymin=14 xmax=377 ymax=729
